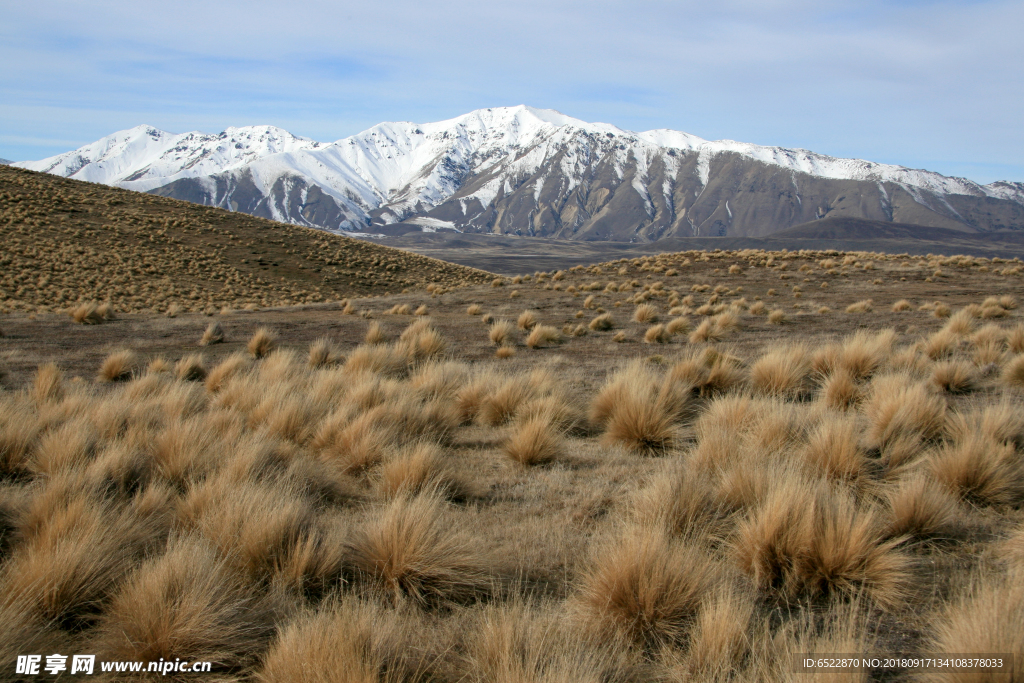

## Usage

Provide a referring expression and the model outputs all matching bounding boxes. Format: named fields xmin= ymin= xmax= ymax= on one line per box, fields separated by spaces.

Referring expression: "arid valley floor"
xmin=2 ymin=165 xmax=1024 ymax=681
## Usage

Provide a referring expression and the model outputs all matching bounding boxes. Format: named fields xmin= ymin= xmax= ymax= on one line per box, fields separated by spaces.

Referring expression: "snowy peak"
xmin=19 ymin=124 xmax=320 ymax=191
xmin=14 ymin=106 xmax=1024 ymax=240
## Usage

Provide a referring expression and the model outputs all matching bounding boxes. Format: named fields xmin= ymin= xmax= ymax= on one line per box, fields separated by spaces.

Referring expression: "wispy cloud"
xmin=1 ymin=0 xmax=1020 ymax=182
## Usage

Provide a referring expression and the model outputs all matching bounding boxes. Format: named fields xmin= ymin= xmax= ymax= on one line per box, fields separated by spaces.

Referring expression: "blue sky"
xmin=1 ymin=0 xmax=1021 ymax=183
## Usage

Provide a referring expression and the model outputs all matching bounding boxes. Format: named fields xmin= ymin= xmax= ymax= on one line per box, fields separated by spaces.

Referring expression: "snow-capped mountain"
xmin=16 ymin=106 xmax=1024 ymax=240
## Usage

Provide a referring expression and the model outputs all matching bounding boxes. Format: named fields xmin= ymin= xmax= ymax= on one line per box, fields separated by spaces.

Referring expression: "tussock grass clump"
xmin=802 ymin=413 xmax=866 ymax=483
xmin=820 ymin=368 xmax=861 ymax=410
xmin=589 ymin=312 xmax=614 ymax=331
xmin=378 ymin=442 xmax=470 ymax=499
xmin=364 ymin=321 xmax=388 ymax=345
xmin=1 ymin=492 xmax=157 ymax=628
xmin=688 ymin=319 xmax=720 ymax=343
xmin=504 ymin=416 xmax=565 ymax=466
xmin=495 ymin=346 xmax=515 ymax=359
xmin=517 ymin=310 xmax=538 ymax=331
xmin=180 ymin=478 xmax=318 ymax=581
xmin=883 ymin=473 xmax=965 ymax=542
xmin=845 ymin=299 xmax=873 ymax=313
xmin=93 ymin=535 xmax=276 ymax=669
xmin=98 ymin=349 xmax=139 ymax=383
xmin=71 ymin=301 xmax=104 ymax=325
xmin=247 ymin=327 xmax=278 ymax=359
xmin=466 ymin=303 xmax=482 ymax=315
xmin=930 ymin=360 xmax=976 ymax=394
xmin=929 ymin=436 xmax=1024 ymax=507
xmin=414 ymin=304 xmax=429 ymax=316
xmin=644 ymin=324 xmax=668 ymax=344
xmin=576 ymin=526 xmax=717 ymax=648
xmin=174 ymin=353 xmax=207 ymax=382
xmin=665 ymin=316 xmax=690 ymax=335
xmin=593 ymin=364 xmax=675 ymax=454
xmin=258 ymin=598 xmax=414 ymax=683
xmin=924 ymin=567 xmax=1024 ymax=681
xmin=347 ymin=493 xmax=488 ymax=605
xmin=863 ymin=375 xmax=946 ymax=454
xmin=488 ymin=319 xmax=516 ymax=346
xmin=465 ymin=601 xmax=630 ymax=683
xmin=525 ymin=325 xmax=561 ymax=349
xmin=681 ymin=584 xmax=756 ymax=677
xmin=205 ymin=353 xmax=249 ymax=393
xmin=891 ymin=299 xmax=913 ymax=312
xmin=200 ymin=321 xmax=224 ymax=346
xmin=836 ymin=329 xmax=895 ymax=380
xmin=307 ymin=337 xmax=340 ymax=369
xmin=733 ymin=481 xmax=910 ymax=608
xmin=749 ymin=344 xmax=811 ymax=398
xmin=30 ymin=362 xmax=64 ymax=405
xmin=767 ymin=308 xmax=786 ymax=324
xmin=633 ymin=303 xmax=659 ymax=323
xmin=1001 ymin=354 xmax=1024 ymax=389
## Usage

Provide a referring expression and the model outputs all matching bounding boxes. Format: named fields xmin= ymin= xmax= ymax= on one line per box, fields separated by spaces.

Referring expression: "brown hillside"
xmin=0 ymin=165 xmax=492 ymax=315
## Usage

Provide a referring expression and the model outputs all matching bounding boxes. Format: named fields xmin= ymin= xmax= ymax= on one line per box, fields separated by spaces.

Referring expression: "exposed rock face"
xmin=17 ymin=107 xmax=1024 ymax=241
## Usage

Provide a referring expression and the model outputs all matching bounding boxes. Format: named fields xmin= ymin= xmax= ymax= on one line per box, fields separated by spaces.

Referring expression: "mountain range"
xmin=14 ymin=106 xmax=1024 ymax=242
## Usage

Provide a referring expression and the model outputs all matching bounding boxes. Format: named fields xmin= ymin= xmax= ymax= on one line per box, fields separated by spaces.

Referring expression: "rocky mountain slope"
xmin=15 ymin=106 xmax=1024 ymax=241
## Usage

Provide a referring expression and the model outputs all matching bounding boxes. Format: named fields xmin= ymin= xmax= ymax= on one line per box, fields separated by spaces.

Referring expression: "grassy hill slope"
xmin=0 ymin=165 xmax=492 ymax=315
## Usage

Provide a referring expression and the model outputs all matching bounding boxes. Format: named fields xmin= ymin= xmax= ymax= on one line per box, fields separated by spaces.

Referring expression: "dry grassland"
xmin=3 ymin=179 xmax=1024 ymax=681
xmin=0 ymin=166 xmax=491 ymax=316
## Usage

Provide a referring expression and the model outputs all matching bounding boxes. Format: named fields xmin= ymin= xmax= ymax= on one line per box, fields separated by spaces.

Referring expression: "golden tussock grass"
xmin=517 ymin=310 xmax=538 ymax=330
xmin=488 ymin=319 xmax=516 ymax=346
xmin=200 ymin=321 xmax=225 ymax=346
xmin=1000 ymin=354 xmax=1024 ymax=388
xmin=923 ymin=567 xmax=1024 ymax=682
xmin=928 ymin=436 xmax=1024 ymax=507
xmin=575 ymin=525 xmax=717 ymax=648
xmin=749 ymin=343 xmax=811 ymax=398
xmin=767 ymin=308 xmax=786 ymax=324
xmin=819 ymin=368 xmax=861 ymax=410
xmin=845 ymin=299 xmax=873 ymax=313
xmin=30 ymin=362 xmax=64 ymax=405
xmin=644 ymin=324 xmax=668 ymax=344
xmin=930 ymin=360 xmax=976 ymax=394
xmin=93 ymin=535 xmax=277 ymax=670
xmin=247 ymin=327 xmax=278 ymax=359
xmin=503 ymin=415 xmax=565 ymax=466
xmin=883 ymin=473 xmax=965 ymax=542
xmin=593 ymin=364 xmax=675 ymax=454
xmin=98 ymin=349 xmax=139 ymax=383
xmin=71 ymin=301 xmax=105 ymax=325
xmin=364 ymin=320 xmax=388 ymax=345
xmin=665 ymin=316 xmax=690 ymax=335
xmin=257 ymin=598 xmax=415 ymax=683
xmin=588 ymin=312 xmax=614 ymax=331
xmin=378 ymin=442 xmax=472 ymax=500
xmin=525 ymin=325 xmax=561 ymax=349
xmin=733 ymin=480 xmax=911 ymax=609
xmin=307 ymin=337 xmax=341 ymax=369
xmin=633 ymin=303 xmax=659 ymax=323
xmin=6 ymin=231 xmax=1024 ymax=677
xmin=174 ymin=353 xmax=207 ymax=382
xmin=347 ymin=492 xmax=490 ymax=606
xmin=466 ymin=303 xmax=482 ymax=315
xmin=891 ymin=299 xmax=913 ymax=311
xmin=863 ymin=375 xmax=947 ymax=453
xmin=802 ymin=413 xmax=866 ymax=483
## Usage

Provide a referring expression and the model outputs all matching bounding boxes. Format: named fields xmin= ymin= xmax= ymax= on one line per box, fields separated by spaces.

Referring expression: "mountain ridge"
xmin=15 ymin=106 xmax=1024 ymax=241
